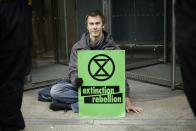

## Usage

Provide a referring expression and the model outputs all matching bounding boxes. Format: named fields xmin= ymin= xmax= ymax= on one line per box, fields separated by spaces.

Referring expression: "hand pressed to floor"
xmin=125 ymin=97 xmax=144 ymax=113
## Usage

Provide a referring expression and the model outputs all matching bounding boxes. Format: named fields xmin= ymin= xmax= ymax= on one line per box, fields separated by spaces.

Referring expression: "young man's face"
xmin=87 ymin=16 xmax=104 ymax=39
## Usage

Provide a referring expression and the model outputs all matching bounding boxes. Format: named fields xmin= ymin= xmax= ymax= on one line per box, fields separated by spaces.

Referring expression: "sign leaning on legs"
xmin=78 ymin=50 xmax=125 ymax=117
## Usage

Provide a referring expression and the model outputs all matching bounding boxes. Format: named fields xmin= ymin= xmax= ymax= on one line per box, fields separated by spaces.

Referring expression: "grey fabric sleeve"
xmin=68 ymin=46 xmax=78 ymax=85
xmin=125 ymin=76 xmax=130 ymax=98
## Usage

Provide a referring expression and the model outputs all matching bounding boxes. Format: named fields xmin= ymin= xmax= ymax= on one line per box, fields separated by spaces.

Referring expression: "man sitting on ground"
xmin=50 ymin=10 xmax=144 ymax=114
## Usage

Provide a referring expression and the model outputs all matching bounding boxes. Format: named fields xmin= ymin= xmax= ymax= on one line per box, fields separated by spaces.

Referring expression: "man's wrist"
xmin=125 ymin=97 xmax=131 ymax=105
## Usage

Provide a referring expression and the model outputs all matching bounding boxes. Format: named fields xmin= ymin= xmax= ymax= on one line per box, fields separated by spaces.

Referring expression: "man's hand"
xmin=125 ymin=97 xmax=144 ymax=114
xmin=72 ymin=77 xmax=83 ymax=87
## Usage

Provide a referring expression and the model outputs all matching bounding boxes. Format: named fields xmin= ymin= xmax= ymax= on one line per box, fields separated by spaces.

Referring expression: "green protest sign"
xmin=78 ymin=50 xmax=125 ymax=117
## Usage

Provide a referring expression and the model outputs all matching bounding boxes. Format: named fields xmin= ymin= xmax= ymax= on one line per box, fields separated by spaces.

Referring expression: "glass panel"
xmin=32 ymin=0 xmax=56 ymax=67
xmin=111 ymin=0 xmax=164 ymax=68
xmin=54 ymin=0 xmax=69 ymax=64
xmin=31 ymin=0 xmax=68 ymax=84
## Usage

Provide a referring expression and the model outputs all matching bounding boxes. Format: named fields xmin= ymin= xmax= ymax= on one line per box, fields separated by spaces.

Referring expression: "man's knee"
xmin=50 ymin=84 xmax=63 ymax=99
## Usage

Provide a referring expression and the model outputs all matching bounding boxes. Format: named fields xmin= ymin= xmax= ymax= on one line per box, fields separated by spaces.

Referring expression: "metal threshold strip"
xmin=25 ymin=118 xmax=196 ymax=126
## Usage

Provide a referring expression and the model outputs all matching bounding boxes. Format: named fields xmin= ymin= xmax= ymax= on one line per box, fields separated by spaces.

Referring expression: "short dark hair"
xmin=85 ymin=10 xmax=105 ymax=25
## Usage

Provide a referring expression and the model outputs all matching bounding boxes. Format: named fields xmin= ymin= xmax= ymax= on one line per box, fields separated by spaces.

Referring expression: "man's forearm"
xmin=125 ymin=97 xmax=131 ymax=105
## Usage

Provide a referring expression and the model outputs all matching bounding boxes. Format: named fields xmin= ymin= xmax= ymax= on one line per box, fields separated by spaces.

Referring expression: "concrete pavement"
xmin=21 ymin=80 xmax=196 ymax=131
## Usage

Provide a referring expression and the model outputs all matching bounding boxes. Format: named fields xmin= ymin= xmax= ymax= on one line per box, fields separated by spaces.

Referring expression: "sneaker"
xmin=49 ymin=101 xmax=72 ymax=111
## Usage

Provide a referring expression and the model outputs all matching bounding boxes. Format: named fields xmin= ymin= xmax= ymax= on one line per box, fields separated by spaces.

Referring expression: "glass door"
xmin=111 ymin=0 xmax=164 ymax=69
xmin=102 ymin=0 xmax=183 ymax=87
xmin=27 ymin=0 xmax=71 ymax=88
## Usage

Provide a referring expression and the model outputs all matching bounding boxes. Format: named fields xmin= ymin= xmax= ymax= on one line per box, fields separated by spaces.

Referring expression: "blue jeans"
xmin=50 ymin=79 xmax=79 ymax=113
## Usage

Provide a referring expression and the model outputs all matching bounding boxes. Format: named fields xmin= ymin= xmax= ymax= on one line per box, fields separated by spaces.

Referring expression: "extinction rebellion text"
xmin=81 ymin=86 xmax=123 ymax=104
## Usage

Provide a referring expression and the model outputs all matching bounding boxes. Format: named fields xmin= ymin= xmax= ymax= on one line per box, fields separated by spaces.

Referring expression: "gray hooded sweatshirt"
xmin=68 ymin=31 xmax=130 ymax=97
